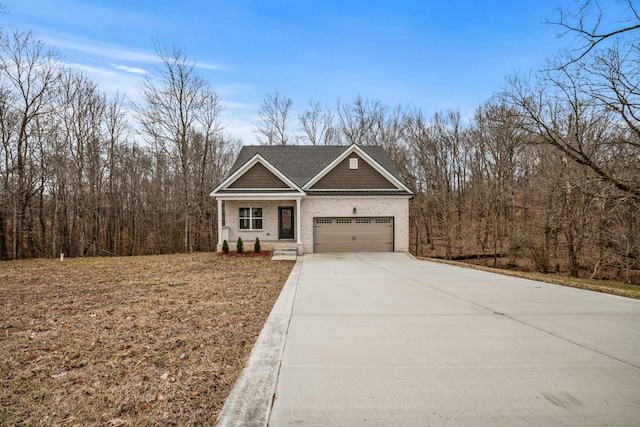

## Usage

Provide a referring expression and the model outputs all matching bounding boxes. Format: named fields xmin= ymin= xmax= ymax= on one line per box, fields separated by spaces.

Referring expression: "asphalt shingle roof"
xmin=225 ymin=145 xmax=403 ymax=188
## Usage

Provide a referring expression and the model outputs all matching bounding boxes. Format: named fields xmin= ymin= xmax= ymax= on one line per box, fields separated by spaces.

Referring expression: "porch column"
xmin=217 ymin=199 xmax=223 ymax=245
xmin=296 ymin=198 xmax=301 ymax=245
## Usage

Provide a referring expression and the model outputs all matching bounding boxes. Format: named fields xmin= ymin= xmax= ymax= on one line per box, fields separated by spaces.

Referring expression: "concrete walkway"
xmin=220 ymin=252 xmax=640 ymax=426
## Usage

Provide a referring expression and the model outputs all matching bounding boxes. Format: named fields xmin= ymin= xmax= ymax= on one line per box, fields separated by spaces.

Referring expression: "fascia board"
xmin=213 ymin=194 xmax=304 ymax=201
xmin=305 ymin=189 xmax=406 ymax=192
xmin=304 ymin=194 xmax=412 ymax=200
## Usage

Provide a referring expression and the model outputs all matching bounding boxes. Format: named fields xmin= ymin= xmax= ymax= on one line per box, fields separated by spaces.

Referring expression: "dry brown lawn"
xmin=0 ymin=253 xmax=294 ymax=426
xmin=421 ymin=257 xmax=640 ymax=300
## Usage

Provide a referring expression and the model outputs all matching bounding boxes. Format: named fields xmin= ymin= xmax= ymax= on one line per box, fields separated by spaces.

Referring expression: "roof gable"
xmin=309 ymin=153 xmax=397 ymax=190
xmin=210 ymin=154 xmax=303 ymax=195
xmin=228 ymin=162 xmax=289 ymax=189
xmin=303 ymin=145 xmax=412 ymax=193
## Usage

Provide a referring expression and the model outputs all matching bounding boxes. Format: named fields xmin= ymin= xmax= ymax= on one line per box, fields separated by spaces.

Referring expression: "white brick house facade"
xmin=220 ymin=196 xmax=409 ymax=254
xmin=211 ymin=145 xmax=413 ymax=254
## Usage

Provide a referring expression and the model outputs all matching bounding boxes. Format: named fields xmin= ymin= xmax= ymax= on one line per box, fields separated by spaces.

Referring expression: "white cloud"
xmin=197 ymin=62 xmax=232 ymax=72
xmin=43 ymin=35 xmax=230 ymax=71
xmin=61 ymin=61 xmax=142 ymax=101
xmin=44 ymin=35 xmax=158 ymax=63
xmin=111 ymin=64 xmax=148 ymax=75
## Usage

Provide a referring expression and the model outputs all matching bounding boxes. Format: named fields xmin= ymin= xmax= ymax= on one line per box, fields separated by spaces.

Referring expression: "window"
xmin=349 ymin=157 xmax=358 ymax=169
xmin=239 ymin=207 xmax=263 ymax=230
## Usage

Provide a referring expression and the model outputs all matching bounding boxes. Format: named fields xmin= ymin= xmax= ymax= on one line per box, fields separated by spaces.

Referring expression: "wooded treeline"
xmin=1 ymin=3 xmax=638 ymax=283
xmin=0 ymin=31 xmax=239 ymax=258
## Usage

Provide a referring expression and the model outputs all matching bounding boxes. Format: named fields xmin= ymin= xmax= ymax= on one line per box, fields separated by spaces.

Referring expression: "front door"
xmin=278 ymin=207 xmax=294 ymax=240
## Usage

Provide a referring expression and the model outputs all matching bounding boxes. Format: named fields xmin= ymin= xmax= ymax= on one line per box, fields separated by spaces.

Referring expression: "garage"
xmin=313 ymin=217 xmax=394 ymax=252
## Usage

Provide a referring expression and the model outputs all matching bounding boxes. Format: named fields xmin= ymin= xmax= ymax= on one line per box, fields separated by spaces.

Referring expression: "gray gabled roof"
xmin=225 ymin=145 xmax=404 ymax=188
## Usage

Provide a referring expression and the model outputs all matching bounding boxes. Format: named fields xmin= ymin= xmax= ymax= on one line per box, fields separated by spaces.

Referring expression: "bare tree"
xmin=253 ymin=91 xmax=293 ymax=145
xmin=549 ymin=0 xmax=640 ymax=65
xmin=337 ymin=96 xmax=385 ymax=145
xmin=57 ymin=71 xmax=108 ymax=256
xmin=0 ymin=30 xmax=61 ymax=259
xmin=103 ymin=92 xmax=130 ymax=255
xmin=503 ymin=67 xmax=639 ymax=198
xmin=298 ymin=100 xmax=337 ymax=145
xmin=137 ymin=45 xmax=225 ymax=252
xmin=467 ymin=101 xmax=528 ymax=264
xmin=525 ymin=2 xmax=639 ymax=199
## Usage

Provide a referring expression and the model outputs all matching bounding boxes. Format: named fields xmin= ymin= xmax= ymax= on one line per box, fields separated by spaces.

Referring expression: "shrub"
xmin=529 ymin=244 xmax=550 ymax=273
xmin=236 ymin=237 xmax=243 ymax=254
xmin=505 ymin=261 xmax=518 ymax=270
xmin=222 ymin=240 xmax=229 ymax=254
xmin=254 ymin=237 xmax=261 ymax=254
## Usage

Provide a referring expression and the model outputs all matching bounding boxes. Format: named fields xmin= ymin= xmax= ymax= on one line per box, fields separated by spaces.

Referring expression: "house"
xmin=210 ymin=144 xmax=413 ymax=254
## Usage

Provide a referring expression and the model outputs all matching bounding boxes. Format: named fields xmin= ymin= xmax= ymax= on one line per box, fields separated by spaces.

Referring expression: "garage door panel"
xmin=313 ymin=217 xmax=394 ymax=253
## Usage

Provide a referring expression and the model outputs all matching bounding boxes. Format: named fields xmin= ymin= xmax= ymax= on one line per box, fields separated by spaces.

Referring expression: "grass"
xmin=0 ymin=253 xmax=294 ymax=426
xmin=421 ymin=257 xmax=640 ymax=300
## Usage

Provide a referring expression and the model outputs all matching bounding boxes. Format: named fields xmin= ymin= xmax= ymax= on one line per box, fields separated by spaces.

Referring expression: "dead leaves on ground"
xmin=0 ymin=253 xmax=294 ymax=425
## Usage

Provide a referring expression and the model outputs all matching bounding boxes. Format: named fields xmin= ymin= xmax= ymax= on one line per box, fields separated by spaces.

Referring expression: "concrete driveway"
xmin=219 ymin=252 xmax=640 ymax=426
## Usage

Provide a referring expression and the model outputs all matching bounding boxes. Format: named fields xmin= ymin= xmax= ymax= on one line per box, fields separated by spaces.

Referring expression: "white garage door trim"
xmin=313 ymin=217 xmax=394 ymax=253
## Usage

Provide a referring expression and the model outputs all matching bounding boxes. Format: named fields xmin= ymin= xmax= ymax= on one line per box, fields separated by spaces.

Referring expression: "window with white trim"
xmin=239 ymin=207 xmax=263 ymax=230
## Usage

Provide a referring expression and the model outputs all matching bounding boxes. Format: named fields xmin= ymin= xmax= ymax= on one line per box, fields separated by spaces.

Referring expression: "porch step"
xmin=272 ymin=247 xmax=297 ymax=261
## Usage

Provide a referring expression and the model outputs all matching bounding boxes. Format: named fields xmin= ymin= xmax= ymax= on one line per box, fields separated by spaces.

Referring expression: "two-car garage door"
xmin=313 ymin=217 xmax=394 ymax=253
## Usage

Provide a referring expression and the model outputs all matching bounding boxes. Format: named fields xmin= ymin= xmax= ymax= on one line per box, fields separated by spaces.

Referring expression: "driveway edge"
xmin=216 ymin=258 xmax=302 ymax=427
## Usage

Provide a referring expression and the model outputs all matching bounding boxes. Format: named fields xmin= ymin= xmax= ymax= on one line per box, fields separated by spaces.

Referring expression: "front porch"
xmin=216 ymin=198 xmax=303 ymax=255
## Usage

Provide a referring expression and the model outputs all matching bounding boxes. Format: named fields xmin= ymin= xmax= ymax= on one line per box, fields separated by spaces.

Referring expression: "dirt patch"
xmin=0 ymin=253 xmax=294 ymax=425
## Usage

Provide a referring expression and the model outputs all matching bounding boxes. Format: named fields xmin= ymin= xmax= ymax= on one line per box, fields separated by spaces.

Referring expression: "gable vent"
xmin=349 ymin=158 xmax=358 ymax=170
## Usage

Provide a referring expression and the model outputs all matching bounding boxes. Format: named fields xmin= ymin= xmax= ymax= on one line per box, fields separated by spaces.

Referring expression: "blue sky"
xmin=4 ymin=0 xmax=572 ymax=143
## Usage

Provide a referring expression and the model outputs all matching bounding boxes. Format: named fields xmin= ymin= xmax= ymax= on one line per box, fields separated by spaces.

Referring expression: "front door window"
xmin=278 ymin=207 xmax=294 ymax=239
